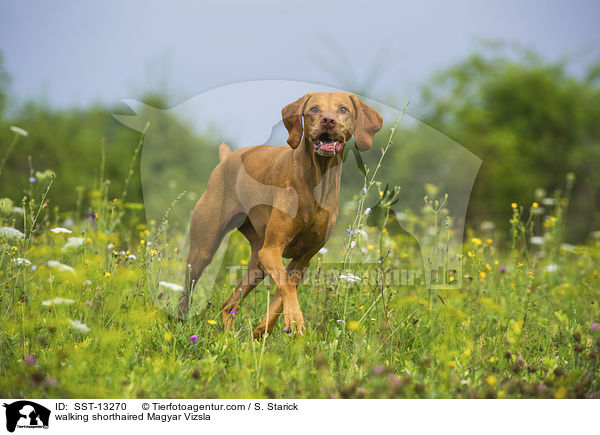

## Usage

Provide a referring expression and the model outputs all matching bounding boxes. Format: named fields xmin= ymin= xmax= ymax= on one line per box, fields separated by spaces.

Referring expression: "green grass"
xmin=1 ymin=127 xmax=599 ymax=399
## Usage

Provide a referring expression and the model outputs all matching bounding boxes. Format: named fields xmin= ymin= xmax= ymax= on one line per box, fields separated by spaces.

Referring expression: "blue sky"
xmin=1 ymin=0 xmax=599 ymax=113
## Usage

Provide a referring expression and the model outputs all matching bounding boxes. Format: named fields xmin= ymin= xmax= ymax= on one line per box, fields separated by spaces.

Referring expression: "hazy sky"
xmin=1 ymin=0 xmax=599 ymax=114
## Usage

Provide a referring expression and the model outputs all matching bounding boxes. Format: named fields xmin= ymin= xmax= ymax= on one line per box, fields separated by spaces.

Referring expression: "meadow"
xmin=1 ymin=121 xmax=599 ymax=400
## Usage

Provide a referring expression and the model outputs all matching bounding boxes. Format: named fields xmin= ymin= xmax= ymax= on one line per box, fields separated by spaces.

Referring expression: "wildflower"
xmin=350 ymin=240 xmax=356 ymax=249
xmin=42 ymin=297 xmax=75 ymax=306
xmin=230 ymin=311 xmax=238 ymax=315
xmin=24 ymin=355 xmax=36 ymax=366
xmin=499 ymin=265 xmax=506 ymax=273
xmin=364 ymin=208 xmax=372 ymax=215
xmin=0 ymin=226 xmax=25 ymax=242
xmin=485 ymin=263 xmax=492 ymax=271
xmin=545 ymin=264 xmax=558 ymax=272
xmin=480 ymin=221 xmax=495 ymax=231
xmin=127 ymin=254 xmax=136 ymax=260
xmin=207 ymin=320 xmax=216 ymax=325
xmin=471 ymin=237 xmax=482 ymax=246
xmin=318 ymin=247 xmax=328 ymax=254
xmin=158 ymin=281 xmax=183 ymax=291
xmin=542 ymin=197 xmax=556 ymax=206
xmin=348 ymin=321 xmax=360 ymax=331
xmin=559 ymin=243 xmax=575 ymax=253
xmin=68 ymin=319 xmax=90 ymax=332
xmin=163 ymin=331 xmax=172 ymax=342
xmin=486 ymin=238 xmax=493 ymax=245
xmin=485 ymin=375 xmax=497 ymax=387
xmin=29 ymin=177 xmax=36 ymax=183
xmin=361 ymin=187 xmax=367 ymax=195
xmin=10 ymin=125 xmax=29 ymax=136
xmin=47 ymin=260 xmax=75 ymax=273
xmin=591 ymin=323 xmax=600 ymax=332
xmin=50 ymin=227 xmax=72 ymax=234
xmin=530 ymin=236 xmax=544 ymax=245
xmin=104 ymin=272 xmax=111 ymax=278
xmin=511 ymin=203 xmax=518 ymax=209
xmin=11 ymin=258 xmax=32 ymax=266
xmin=346 ymin=228 xmax=352 ymax=237
xmin=532 ymin=202 xmax=539 ymax=208
xmin=188 ymin=335 xmax=199 ymax=344
xmin=553 ymin=387 xmax=568 ymax=399
xmin=62 ymin=237 xmax=85 ymax=252
xmin=479 ymin=271 xmax=487 ymax=279
xmin=373 ymin=365 xmax=385 ymax=375
xmin=340 ymin=273 xmax=361 ymax=283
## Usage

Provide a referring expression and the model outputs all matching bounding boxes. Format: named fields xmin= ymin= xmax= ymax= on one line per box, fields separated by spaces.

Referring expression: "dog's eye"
xmin=339 ymin=106 xmax=349 ymax=114
xmin=309 ymin=106 xmax=320 ymax=113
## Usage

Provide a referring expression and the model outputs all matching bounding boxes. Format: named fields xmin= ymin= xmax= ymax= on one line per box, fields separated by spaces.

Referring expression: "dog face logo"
xmin=3 ymin=401 xmax=50 ymax=432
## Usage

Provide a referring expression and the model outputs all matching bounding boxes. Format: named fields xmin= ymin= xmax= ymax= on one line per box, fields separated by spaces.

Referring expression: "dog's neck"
xmin=294 ymin=137 xmax=343 ymax=208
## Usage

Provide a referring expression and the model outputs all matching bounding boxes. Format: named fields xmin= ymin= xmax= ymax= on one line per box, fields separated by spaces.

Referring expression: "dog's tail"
xmin=218 ymin=143 xmax=232 ymax=162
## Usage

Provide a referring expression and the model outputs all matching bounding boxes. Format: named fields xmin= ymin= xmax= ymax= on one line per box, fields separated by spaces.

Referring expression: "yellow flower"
xmin=479 ymin=271 xmax=487 ymax=279
xmin=358 ymin=305 xmax=364 ymax=311
xmin=104 ymin=272 xmax=111 ymax=278
xmin=486 ymin=238 xmax=493 ymax=245
xmin=348 ymin=320 xmax=360 ymax=331
xmin=448 ymin=361 xmax=457 ymax=368
xmin=485 ymin=264 xmax=492 ymax=271
xmin=240 ymin=259 xmax=248 ymax=265
xmin=532 ymin=202 xmax=539 ymax=208
xmin=497 ymin=390 xmax=505 ymax=398
xmin=140 ymin=239 xmax=145 ymax=245
xmin=84 ymin=259 xmax=91 ymax=265
xmin=163 ymin=331 xmax=173 ymax=342
xmin=94 ymin=212 xmax=99 ymax=219
xmin=489 ymin=356 xmax=497 ymax=363
xmin=86 ymin=237 xmax=92 ymax=243
xmin=467 ymin=251 xmax=474 ymax=258
xmin=485 ymin=375 xmax=497 ymax=387
xmin=554 ymin=387 xmax=568 ymax=399
xmin=471 ymin=237 xmax=482 ymax=246
xmin=207 ymin=319 xmax=216 ymax=325
xmin=494 ymin=260 xmax=499 ymax=265
xmin=511 ymin=203 xmax=518 ymax=209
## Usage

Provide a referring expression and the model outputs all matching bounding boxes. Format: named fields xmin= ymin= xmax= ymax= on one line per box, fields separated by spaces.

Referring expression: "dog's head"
xmin=282 ymin=92 xmax=383 ymax=157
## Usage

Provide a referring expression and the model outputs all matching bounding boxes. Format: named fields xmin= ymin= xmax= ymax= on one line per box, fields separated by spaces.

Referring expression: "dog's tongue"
xmin=320 ymin=141 xmax=335 ymax=152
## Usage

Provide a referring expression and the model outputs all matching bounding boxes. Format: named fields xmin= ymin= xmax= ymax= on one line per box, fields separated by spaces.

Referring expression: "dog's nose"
xmin=320 ymin=114 xmax=336 ymax=128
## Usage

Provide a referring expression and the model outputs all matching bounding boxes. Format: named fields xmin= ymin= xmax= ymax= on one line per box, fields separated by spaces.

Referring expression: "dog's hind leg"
xmin=221 ymin=218 xmax=265 ymax=330
xmin=178 ymin=190 xmax=243 ymax=318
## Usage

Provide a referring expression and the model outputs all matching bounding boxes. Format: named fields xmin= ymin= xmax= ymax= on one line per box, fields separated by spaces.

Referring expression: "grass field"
xmin=1 ymin=126 xmax=599 ymax=399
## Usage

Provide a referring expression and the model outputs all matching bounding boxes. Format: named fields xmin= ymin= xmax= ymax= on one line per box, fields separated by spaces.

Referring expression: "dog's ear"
xmin=282 ymin=93 xmax=311 ymax=149
xmin=350 ymin=94 xmax=383 ymax=152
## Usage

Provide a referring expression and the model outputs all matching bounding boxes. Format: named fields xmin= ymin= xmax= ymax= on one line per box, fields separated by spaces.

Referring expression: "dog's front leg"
xmin=257 ymin=214 xmax=305 ymax=335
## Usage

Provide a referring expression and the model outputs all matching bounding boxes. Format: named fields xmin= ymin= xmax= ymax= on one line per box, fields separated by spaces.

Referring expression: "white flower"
xmin=47 ymin=260 xmax=75 ymax=273
xmin=545 ymin=264 xmax=558 ymax=272
xmin=12 ymin=206 xmax=24 ymax=216
xmin=128 ymin=254 xmax=136 ymax=260
xmin=0 ymin=226 xmax=25 ymax=241
xmin=158 ymin=281 xmax=183 ymax=291
xmin=62 ymin=237 xmax=85 ymax=251
xmin=10 ymin=125 xmax=29 ymax=137
xmin=11 ymin=258 xmax=32 ymax=266
xmin=364 ymin=207 xmax=372 ymax=215
xmin=68 ymin=319 xmax=90 ymax=332
xmin=480 ymin=220 xmax=495 ymax=231
xmin=530 ymin=236 xmax=544 ymax=245
xmin=318 ymin=247 xmax=328 ymax=254
xmin=350 ymin=240 xmax=356 ymax=249
xmin=340 ymin=273 xmax=361 ymax=283
xmin=42 ymin=297 xmax=75 ymax=306
xmin=542 ymin=197 xmax=556 ymax=206
xmin=84 ymin=280 xmax=92 ymax=286
xmin=50 ymin=227 xmax=72 ymax=234
xmin=559 ymin=243 xmax=576 ymax=253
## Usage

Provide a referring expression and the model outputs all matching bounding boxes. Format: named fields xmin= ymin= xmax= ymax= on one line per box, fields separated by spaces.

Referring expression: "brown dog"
xmin=178 ymin=92 xmax=383 ymax=337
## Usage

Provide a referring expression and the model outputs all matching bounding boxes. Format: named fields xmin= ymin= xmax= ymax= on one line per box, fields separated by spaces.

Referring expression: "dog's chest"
xmin=284 ymin=207 xmax=336 ymax=257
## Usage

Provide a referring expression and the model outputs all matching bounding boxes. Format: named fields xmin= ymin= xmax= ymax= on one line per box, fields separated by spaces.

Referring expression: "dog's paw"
xmin=283 ymin=307 xmax=305 ymax=335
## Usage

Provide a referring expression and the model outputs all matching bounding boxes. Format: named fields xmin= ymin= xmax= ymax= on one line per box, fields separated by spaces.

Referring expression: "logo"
xmin=2 ymin=401 xmax=50 ymax=433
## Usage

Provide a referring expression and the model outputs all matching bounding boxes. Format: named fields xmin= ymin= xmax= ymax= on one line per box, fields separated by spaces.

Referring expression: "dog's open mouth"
xmin=313 ymin=133 xmax=344 ymax=156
